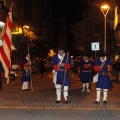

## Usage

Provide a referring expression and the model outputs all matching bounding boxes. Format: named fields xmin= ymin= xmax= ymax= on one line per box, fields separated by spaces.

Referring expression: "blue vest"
xmin=78 ymin=59 xmax=92 ymax=82
xmin=94 ymin=58 xmax=113 ymax=89
xmin=21 ymin=58 xmax=30 ymax=82
xmin=52 ymin=54 xmax=71 ymax=86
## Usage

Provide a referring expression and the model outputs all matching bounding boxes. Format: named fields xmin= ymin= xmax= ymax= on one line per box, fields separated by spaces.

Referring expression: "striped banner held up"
xmin=0 ymin=4 xmax=13 ymax=84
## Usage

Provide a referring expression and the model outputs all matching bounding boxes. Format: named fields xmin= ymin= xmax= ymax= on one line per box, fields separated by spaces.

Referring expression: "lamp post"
xmin=101 ymin=4 xmax=110 ymax=52
xmin=23 ymin=25 xmax=30 ymax=53
xmin=0 ymin=21 xmax=5 ymax=30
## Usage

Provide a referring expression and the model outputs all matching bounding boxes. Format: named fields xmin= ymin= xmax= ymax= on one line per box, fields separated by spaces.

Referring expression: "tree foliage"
xmin=70 ymin=0 xmax=115 ymax=55
xmin=12 ymin=34 xmax=29 ymax=57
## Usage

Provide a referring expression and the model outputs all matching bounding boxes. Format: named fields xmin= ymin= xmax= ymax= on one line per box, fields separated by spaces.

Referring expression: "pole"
xmin=101 ymin=5 xmax=110 ymax=52
xmin=61 ymin=52 xmax=69 ymax=103
xmin=28 ymin=44 xmax=33 ymax=93
xmin=104 ymin=15 xmax=106 ymax=52
xmin=95 ymin=50 xmax=96 ymax=59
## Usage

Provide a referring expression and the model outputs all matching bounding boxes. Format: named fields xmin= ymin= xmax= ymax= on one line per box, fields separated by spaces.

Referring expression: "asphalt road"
xmin=0 ymin=109 xmax=120 ymax=120
xmin=0 ymin=70 xmax=120 ymax=120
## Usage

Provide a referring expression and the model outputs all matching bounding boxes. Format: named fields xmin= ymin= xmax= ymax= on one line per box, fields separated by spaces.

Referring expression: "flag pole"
xmin=7 ymin=3 xmax=13 ymax=84
xmin=61 ymin=52 xmax=69 ymax=103
xmin=28 ymin=44 xmax=33 ymax=93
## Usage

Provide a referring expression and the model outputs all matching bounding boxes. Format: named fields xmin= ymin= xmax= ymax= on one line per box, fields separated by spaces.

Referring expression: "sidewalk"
xmin=0 ymin=71 xmax=120 ymax=110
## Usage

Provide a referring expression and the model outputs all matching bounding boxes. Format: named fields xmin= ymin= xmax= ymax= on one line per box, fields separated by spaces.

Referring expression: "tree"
xmin=12 ymin=34 xmax=30 ymax=64
xmin=70 ymin=0 xmax=114 ymax=55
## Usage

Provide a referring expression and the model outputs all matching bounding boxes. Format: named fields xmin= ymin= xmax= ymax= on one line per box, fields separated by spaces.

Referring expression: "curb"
xmin=0 ymin=106 xmax=120 ymax=111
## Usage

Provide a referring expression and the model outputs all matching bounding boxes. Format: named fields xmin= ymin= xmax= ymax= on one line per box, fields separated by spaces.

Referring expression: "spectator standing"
xmin=39 ymin=58 xmax=45 ymax=77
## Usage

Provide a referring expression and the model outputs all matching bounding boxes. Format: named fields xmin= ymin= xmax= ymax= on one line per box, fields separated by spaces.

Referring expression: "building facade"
xmin=23 ymin=0 xmax=52 ymax=44
xmin=114 ymin=0 xmax=120 ymax=45
xmin=113 ymin=0 xmax=120 ymax=60
xmin=0 ymin=0 xmax=24 ymax=33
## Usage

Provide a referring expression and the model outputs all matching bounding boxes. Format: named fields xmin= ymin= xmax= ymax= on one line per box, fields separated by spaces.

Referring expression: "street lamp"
xmin=0 ymin=21 xmax=5 ymax=29
xmin=23 ymin=25 xmax=30 ymax=54
xmin=0 ymin=21 xmax=5 ymax=36
xmin=48 ymin=49 xmax=55 ymax=57
xmin=101 ymin=4 xmax=110 ymax=52
xmin=23 ymin=25 xmax=30 ymax=34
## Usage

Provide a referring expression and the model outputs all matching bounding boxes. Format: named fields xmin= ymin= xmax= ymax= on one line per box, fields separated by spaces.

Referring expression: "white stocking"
xmin=103 ymin=89 xmax=108 ymax=101
xmin=86 ymin=83 xmax=89 ymax=89
xmin=96 ymin=88 xmax=101 ymax=102
xmin=56 ymin=85 xmax=62 ymax=101
xmin=22 ymin=81 xmax=28 ymax=90
xmin=82 ymin=83 xmax=85 ymax=90
xmin=63 ymin=86 xmax=68 ymax=101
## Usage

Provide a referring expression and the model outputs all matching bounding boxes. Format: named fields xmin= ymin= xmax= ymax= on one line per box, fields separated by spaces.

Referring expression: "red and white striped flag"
xmin=0 ymin=4 xmax=13 ymax=84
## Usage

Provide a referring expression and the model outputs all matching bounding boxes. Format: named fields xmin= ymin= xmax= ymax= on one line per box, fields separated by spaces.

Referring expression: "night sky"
xmin=52 ymin=0 xmax=89 ymax=21
xmin=52 ymin=0 xmax=88 ymax=28
xmin=51 ymin=0 xmax=90 ymax=49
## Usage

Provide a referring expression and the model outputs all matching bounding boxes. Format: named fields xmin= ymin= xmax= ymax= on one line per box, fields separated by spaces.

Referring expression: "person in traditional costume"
xmin=78 ymin=54 xmax=93 ymax=92
xmin=93 ymin=51 xmax=113 ymax=103
xmin=21 ymin=53 xmax=31 ymax=91
xmin=51 ymin=48 xmax=71 ymax=103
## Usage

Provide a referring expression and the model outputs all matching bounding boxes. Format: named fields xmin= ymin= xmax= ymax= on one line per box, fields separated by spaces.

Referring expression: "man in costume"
xmin=21 ymin=53 xmax=31 ymax=91
xmin=78 ymin=54 xmax=93 ymax=92
xmin=93 ymin=51 xmax=113 ymax=103
xmin=52 ymin=48 xmax=71 ymax=103
xmin=39 ymin=58 xmax=45 ymax=77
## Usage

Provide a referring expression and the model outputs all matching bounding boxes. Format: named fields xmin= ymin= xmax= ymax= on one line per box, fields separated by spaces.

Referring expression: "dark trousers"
xmin=39 ymin=68 xmax=44 ymax=77
xmin=0 ymin=73 xmax=2 ymax=89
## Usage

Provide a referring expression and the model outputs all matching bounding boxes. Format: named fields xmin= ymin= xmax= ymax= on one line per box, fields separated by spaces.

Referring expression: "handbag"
xmin=93 ymin=73 xmax=99 ymax=83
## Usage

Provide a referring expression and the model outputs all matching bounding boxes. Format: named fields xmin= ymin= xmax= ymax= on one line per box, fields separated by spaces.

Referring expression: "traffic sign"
xmin=91 ymin=42 xmax=100 ymax=51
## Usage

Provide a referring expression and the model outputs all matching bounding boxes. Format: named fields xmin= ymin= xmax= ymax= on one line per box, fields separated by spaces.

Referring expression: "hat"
xmin=83 ymin=53 xmax=90 ymax=58
xmin=57 ymin=47 xmax=65 ymax=51
xmin=99 ymin=51 xmax=106 ymax=57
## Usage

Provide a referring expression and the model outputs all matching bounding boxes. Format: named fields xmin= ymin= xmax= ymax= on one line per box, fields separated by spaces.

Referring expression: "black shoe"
xmin=25 ymin=89 xmax=30 ymax=90
xmin=65 ymin=101 xmax=68 ymax=104
xmin=22 ymin=89 xmax=30 ymax=91
xmin=55 ymin=101 xmax=61 ymax=103
xmin=22 ymin=89 xmax=26 ymax=91
xmin=94 ymin=101 xmax=100 ymax=104
xmin=103 ymin=100 xmax=107 ymax=104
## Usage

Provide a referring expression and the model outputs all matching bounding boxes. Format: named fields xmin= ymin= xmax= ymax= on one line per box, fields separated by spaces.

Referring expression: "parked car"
xmin=1 ymin=64 xmax=19 ymax=80
xmin=10 ymin=64 xmax=19 ymax=80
